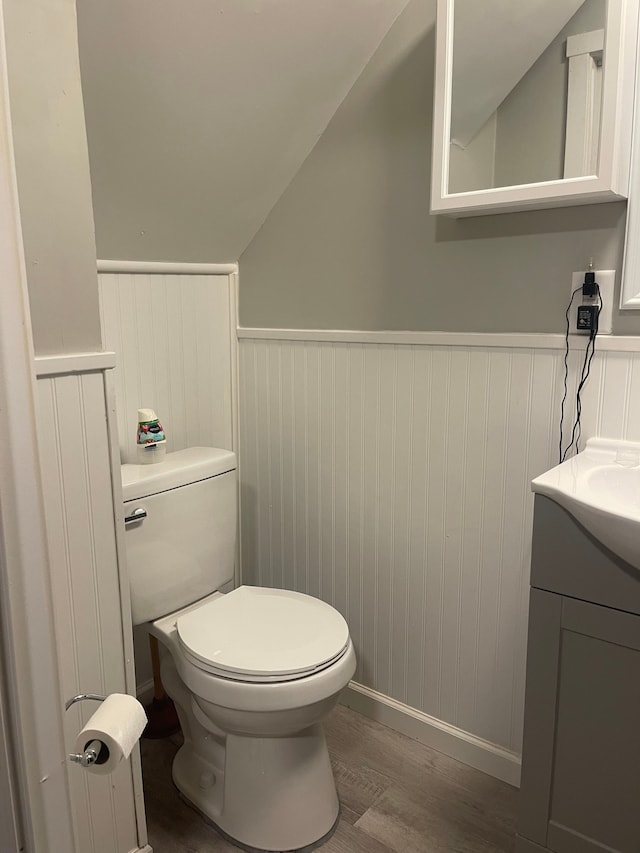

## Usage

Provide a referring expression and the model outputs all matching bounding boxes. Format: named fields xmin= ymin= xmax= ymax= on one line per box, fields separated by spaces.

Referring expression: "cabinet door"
xmin=518 ymin=591 xmax=640 ymax=852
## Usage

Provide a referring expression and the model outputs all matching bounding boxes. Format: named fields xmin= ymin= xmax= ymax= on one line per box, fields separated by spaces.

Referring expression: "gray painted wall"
xmin=494 ymin=0 xmax=605 ymax=188
xmin=4 ymin=0 xmax=101 ymax=356
xmin=239 ymin=0 xmax=639 ymax=336
xmin=448 ymin=113 xmax=496 ymax=194
xmin=76 ymin=0 xmax=411 ymax=264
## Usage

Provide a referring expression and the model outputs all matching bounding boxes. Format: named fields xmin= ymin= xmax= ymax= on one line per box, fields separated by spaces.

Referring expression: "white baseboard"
xmin=136 ymin=674 xmax=520 ymax=786
xmin=341 ymin=682 xmax=521 ymax=788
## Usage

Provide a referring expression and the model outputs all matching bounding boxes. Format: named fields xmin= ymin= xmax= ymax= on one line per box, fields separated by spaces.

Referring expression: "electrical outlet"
xmin=570 ymin=270 xmax=615 ymax=335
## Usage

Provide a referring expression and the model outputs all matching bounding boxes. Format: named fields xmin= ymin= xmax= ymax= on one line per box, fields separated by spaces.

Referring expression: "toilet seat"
xmin=176 ymin=586 xmax=350 ymax=683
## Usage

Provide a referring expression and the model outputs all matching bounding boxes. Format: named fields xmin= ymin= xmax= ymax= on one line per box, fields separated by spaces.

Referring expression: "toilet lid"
xmin=176 ymin=586 xmax=350 ymax=683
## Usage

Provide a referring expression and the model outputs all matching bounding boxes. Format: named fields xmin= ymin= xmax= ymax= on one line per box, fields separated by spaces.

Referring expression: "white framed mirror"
xmin=431 ymin=0 xmax=639 ymax=217
xmin=621 ymin=22 xmax=640 ymax=309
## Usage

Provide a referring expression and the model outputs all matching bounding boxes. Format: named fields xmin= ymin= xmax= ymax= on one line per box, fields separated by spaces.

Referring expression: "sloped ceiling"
xmin=76 ymin=0 xmax=411 ymax=262
xmin=451 ymin=0 xmax=585 ymax=146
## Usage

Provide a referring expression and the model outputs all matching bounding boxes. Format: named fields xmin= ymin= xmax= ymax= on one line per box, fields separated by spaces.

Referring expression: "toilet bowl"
xmin=122 ymin=448 xmax=356 ymax=852
xmin=151 ymin=588 xmax=356 ymax=851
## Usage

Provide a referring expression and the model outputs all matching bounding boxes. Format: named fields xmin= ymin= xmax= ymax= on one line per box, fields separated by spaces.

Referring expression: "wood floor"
xmin=140 ymin=705 xmax=518 ymax=852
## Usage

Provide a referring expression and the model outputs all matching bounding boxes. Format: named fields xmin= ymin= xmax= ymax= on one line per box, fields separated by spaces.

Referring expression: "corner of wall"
xmin=3 ymin=0 xmax=102 ymax=356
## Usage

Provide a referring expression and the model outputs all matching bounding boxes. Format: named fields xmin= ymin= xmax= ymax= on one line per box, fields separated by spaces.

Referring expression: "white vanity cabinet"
xmin=517 ymin=496 xmax=640 ymax=852
xmin=431 ymin=0 xmax=640 ymax=216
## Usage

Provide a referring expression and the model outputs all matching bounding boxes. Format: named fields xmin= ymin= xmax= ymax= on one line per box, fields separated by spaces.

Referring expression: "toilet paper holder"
xmin=65 ymin=693 xmax=107 ymax=767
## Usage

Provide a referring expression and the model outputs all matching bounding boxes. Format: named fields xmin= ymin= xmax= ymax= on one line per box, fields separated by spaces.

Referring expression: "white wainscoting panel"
xmin=36 ymin=371 xmax=141 ymax=853
xmin=98 ymin=272 xmax=235 ymax=463
xmin=238 ymin=337 xmax=640 ymax=758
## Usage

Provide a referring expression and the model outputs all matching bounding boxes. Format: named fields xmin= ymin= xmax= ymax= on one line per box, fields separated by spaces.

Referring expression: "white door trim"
xmin=0 ymin=3 xmax=76 ymax=850
xmin=563 ymin=29 xmax=604 ymax=178
xmin=0 ymin=638 xmax=22 ymax=852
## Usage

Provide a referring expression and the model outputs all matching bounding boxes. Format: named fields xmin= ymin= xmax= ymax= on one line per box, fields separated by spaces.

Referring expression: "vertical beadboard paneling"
xmin=457 ymin=348 xmax=489 ymax=737
xmin=424 ymin=348 xmax=449 ymax=720
xmin=624 ymin=355 xmax=640 ymax=433
xmin=474 ymin=351 xmax=510 ymax=745
xmin=440 ymin=348 xmax=468 ymax=727
xmin=333 ymin=345 xmax=350 ymax=624
xmin=407 ymin=346 xmax=430 ymax=713
xmin=320 ymin=343 xmax=336 ymax=608
xmin=304 ymin=344 xmax=326 ymax=596
xmin=99 ymin=270 xmax=237 ymax=701
xmin=361 ymin=345 xmax=381 ymax=687
xmin=375 ymin=346 xmax=395 ymax=697
xmin=239 ymin=337 xmax=640 ymax=754
xmin=390 ymin=347 xmax=413 ymax=704
xmin=98 ymin=272 xmax=234 ymax=462
xmin=255 ymin=340 xmax=273 ymax=586
xmin=346 ymin=345 xmax=365 ymax=683
xmin=494 ymin=351 xmax=533 ymax=747
xmin=36 ymin=372 xmax=139 ymax=853
xmin=279 ymin=343 xmax=296 ymax=595
xmin=293 ymin=342 xmax=309 ymax=594
xmin=238 ymin=342 xmax=258 ymax=584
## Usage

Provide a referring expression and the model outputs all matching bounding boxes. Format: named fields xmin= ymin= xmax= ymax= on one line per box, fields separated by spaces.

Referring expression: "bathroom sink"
xmin=532 ymin=438 xmax=640 ymax=570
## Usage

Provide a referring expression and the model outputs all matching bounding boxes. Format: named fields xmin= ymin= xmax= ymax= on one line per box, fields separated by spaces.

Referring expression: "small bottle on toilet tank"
xmin=136 ymin=408 xmax=166 ymax=464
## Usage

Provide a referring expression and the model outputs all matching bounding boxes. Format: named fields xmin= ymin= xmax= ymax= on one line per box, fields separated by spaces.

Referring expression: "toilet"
xmin=122 ymin=447 xmax=356 ymax=852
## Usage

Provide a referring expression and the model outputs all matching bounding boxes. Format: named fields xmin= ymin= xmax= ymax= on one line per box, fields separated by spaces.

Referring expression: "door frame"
xmin=0 ymin=3 xmax=76 ymax=850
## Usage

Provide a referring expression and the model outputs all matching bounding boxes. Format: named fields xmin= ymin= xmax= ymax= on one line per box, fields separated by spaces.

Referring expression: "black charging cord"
xmin=559 ymin=286 xmax=581 ymax=463
xmin=559 ymin=284 xmax=601 ymax=463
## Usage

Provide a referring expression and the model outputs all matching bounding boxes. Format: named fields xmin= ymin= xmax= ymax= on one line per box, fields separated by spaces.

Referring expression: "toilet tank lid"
xmin=121 ymin=447 xmax=236 ymax=501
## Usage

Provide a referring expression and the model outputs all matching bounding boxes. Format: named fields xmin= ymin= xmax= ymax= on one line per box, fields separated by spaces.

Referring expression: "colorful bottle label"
xmin=137 ymin=419 xmax=165 ymax=446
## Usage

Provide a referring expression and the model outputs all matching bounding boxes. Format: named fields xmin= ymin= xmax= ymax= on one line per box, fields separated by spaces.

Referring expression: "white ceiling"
xmin=76 ymin=0 xmax=411 ymax=262
xmin=451 ymin=0 xmax=585 ymax=147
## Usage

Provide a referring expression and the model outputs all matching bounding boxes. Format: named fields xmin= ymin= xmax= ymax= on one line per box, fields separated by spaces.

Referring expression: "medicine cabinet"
xmin=431 ymin=0 xmax=640 ymax=216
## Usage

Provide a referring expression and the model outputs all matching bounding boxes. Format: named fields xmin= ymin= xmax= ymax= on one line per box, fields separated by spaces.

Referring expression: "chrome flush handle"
xmin=124 ymin=507 xmax=147 ymax=525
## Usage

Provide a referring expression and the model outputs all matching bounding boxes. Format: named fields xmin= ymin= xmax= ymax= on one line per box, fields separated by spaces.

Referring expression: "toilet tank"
xmin=122 ymin=447 xmax=237 ymax=626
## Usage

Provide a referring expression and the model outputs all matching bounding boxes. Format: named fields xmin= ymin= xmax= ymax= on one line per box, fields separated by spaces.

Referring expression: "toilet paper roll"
xmin=75 ymin=694 xmax=147 ymax=775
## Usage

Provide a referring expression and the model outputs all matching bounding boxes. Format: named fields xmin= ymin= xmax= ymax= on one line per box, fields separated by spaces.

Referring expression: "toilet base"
xmin=155 ymin=629 xmax=350 ymax=851
xmin=172 ymin=727 xmax=340 ymax=852
xmin=180 ymin=789 xmax=340 ymax=853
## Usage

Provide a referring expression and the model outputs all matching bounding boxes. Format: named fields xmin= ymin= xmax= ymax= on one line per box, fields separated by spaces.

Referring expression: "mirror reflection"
xmin=449 ymin=0 xmax=606 ymax=193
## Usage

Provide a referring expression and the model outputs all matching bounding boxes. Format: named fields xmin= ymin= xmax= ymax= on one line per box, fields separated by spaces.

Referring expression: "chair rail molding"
xmin=237 ymin=327 xmax=640 ymax=352
xmin=34 ymin=351 xmax=116 ymax=376
xmin=97 ymin=259 xmax=238 ymax=275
